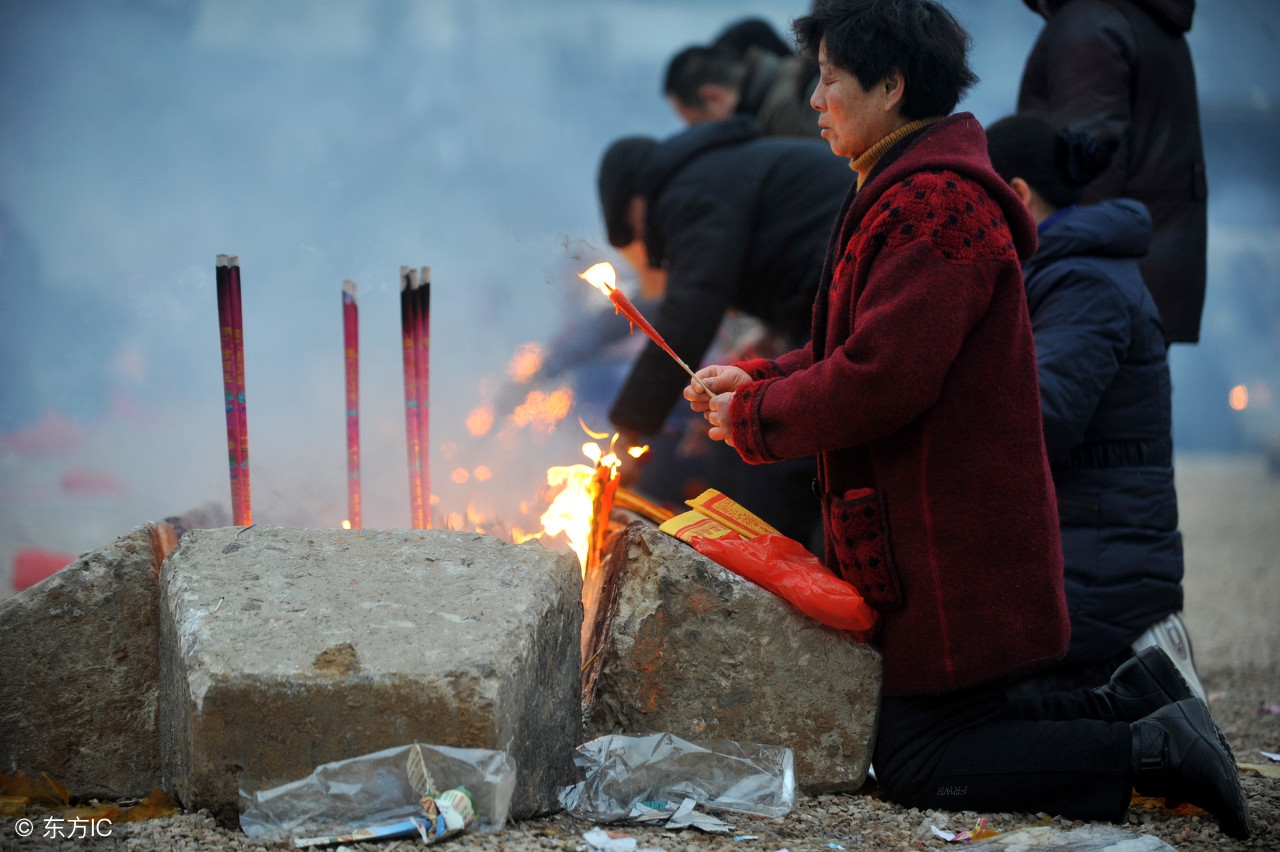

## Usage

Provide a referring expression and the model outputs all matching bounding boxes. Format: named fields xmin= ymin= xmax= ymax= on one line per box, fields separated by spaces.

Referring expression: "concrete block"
xmin=584 ymin=524 xmax=882 ymax=793
xmin=159 ymin=526 xmax=582 ymax=824
xmin=0 ymin=524 xmax=167 ymax=798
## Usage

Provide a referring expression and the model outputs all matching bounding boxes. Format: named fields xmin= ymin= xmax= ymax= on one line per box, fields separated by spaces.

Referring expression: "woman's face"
xmin=810 ymin=39 xmax=903 ymax=160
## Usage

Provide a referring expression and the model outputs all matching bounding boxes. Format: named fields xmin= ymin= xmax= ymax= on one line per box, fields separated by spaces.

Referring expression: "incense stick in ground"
xmin=342 ymin=280 xmax=361 ymax=529
xmin=227 ymin=257 xmax=252 ymax=525
xmin=216 ymin=255 xmax=249 ymax=526
xmin=415 ymin=266 xmax=431 ymax=528
xmin=399 ymin=266 xmax=425 ymax=529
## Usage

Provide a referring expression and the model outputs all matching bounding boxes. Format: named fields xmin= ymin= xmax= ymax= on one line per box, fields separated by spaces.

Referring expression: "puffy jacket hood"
xmin=1028 ymin=198 xmax=1152 ymax=275
xmin=1022 ymin=0 xmax=1194 ymax=33
xmin=638 ymin=115 xmax=761 ymax=205
xmin=637 ymin=115 xmax=762 ymax=267
xmin=858 ymin=113 xmax=1040 ymax=263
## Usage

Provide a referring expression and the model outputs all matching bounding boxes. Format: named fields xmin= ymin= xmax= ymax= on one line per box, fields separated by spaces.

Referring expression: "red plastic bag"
xmin=689 ymin=533 xmax=878 ymax=639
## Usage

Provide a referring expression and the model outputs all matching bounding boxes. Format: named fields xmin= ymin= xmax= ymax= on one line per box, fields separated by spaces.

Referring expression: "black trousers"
xmin=873 ymin=677 xmax=1133 ymax=821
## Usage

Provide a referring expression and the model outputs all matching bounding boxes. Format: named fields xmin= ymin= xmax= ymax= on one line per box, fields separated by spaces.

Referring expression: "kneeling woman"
xmin=684 ymin=0 xmax=1249 ymax=839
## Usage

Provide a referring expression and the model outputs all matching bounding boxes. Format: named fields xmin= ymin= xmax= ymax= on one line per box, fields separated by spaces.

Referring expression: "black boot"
xmin=1131 ymin=698 xmax=1252 ymax=840
xmin=1096 ymin=646 xmax=1194 ymax=722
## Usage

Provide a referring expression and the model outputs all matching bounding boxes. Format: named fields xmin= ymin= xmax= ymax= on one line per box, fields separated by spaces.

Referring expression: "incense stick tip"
xmin=419 ymin=266 xmax=431 ymax=284
xmin=342 ymin=280 xmax=358 ymax=296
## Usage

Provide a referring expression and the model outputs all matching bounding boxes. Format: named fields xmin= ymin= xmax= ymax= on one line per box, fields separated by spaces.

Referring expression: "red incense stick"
xmin=414 ymin=267 xmax=431 ymax=528
xmin=399 ymin=266 xmax=425 ymax=529
xmin=216 ymin=255 xmax=251 ymax=526
xmin=342 ymin=280 xmax=361 ymax=530
xmin=579 ymin=262 xmax=712 ymax=396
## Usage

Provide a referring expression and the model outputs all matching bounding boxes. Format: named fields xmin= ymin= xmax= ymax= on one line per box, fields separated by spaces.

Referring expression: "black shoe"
xmin=1096 ymin=646 xmax=1194 ymax=722
xmin=1131 ymin=698 xmax=1252 ymax=840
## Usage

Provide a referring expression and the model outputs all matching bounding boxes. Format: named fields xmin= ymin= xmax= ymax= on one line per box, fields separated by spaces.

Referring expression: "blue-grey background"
xmin=1 ymin=0 xmax=1277 ymax=586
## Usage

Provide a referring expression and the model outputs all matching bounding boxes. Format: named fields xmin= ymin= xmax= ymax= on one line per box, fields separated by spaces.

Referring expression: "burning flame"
xmin=466 ymin=404 xmax=494 ymax=436
xmin=508 ymin=342 xmax=544 ymax=382
xmin=1229 ymin=385 xmax=1249 ymax=411
xmin=341 ymin=520 xmax=352 ymax=530
xmin=511 ymin=387 xmax=574 ymax=433
xmin=537 ymin=438 xmax=628 ymax=577
xmin=579 ymin=261 xmax=617 ymax=295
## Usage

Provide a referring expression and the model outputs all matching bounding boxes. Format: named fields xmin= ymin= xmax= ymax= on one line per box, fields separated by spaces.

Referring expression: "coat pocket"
xmin=827 ymin=487 xmax=901 ymax=609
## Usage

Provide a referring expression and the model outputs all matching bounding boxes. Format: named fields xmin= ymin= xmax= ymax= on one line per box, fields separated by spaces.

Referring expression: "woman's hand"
xmin=684 ymin=365 xmax=751 ymax=447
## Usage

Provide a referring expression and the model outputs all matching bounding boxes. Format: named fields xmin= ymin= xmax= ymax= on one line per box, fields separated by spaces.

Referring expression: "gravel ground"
xmin=2 ymin=454 xmax=1276 ymax=850
xmin=2 ymin=663 xmax=1275 ymax=852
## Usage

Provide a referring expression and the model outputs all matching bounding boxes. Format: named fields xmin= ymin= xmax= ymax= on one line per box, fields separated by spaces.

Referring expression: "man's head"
xmin=663 ymin=45 xmax=745 ymax=125
xmin=794 ymin=0 xmax=977 ymax=123
xmin=598 ymin=136 xmax=658 ymax=249
xmin=597 ymin=136 xmax=669 ymax=297
xmin=712 ymin=17 xmax=793 ymax=59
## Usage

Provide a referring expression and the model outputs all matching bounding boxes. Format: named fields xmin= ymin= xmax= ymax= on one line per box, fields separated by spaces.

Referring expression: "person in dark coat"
xmin=685 ymin=0 xmax=1250 ymax=838
xmin=663 ymin=44 xmax=821 ymax=138
xmin=596 ymin=116 xmax=851 ymax=542
xmin=987 ymin=113 xmax=1205 ymax=701
xmin=1017 ymin=0 xmax=1208 ymax=344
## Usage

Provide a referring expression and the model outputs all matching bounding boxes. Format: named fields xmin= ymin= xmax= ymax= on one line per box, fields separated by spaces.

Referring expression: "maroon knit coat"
xmin=729 ymin=113 xmax=1070 ymax=696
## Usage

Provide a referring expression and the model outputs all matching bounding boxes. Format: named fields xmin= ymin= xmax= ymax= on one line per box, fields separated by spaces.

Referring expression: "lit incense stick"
xmin=579 ymin=262 xmax=713 ymax=396
xmin=342 ymin=280 xmax=361 ymax=530
xmin=399 ymin=266 xmax=425 ymax=529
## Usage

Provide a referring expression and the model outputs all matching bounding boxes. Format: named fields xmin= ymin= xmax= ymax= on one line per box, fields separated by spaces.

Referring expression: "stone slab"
xmin=0 ymin=524 xmax=167 ymax=798
xmin=159 ymin=526 xmax=582 ymax=824
xmin=584 ymin=524 xmax=882 ymax=793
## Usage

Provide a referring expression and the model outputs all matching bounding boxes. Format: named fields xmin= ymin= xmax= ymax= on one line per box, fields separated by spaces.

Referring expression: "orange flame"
xmin=466 ymin=404 xmax=495 ymax=436
xmin=508 ymin=342 xmax=544 ymax=382
xmin=1229 ymin=385 xmax=1249 ymax=411
xmin=511 ymin=387 xmax=574 ymax=432
xmin=579 ymin=261 xmax=617 ymax=295
xmin=341 ymin=520 xmax=352 ymax=530
xmin=538 ymin=439 xmax=624 ymax=577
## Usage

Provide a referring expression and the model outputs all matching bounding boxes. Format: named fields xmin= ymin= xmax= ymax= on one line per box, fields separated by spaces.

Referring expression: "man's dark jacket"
xmin=1018 ymin=0 xmax=1207 ymax=343
xmin=1026 ymin=198 xmax=1184 ymax=663
xmin=609 ymin=116 xmax=853 ymax=436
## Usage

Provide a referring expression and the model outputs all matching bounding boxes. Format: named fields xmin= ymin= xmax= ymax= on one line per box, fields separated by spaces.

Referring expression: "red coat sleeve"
xmin=730 ymin=175 xmax=1013 ymax=462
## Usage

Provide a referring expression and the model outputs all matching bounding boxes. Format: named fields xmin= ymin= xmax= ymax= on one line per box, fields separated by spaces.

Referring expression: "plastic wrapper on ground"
xmin=559 ymin=732 xmax=795 ymax=821
xmin=238 ymin=742 xmax=515 ymax=841
xmin=968 ymin=824 xmax=1176 ymax=851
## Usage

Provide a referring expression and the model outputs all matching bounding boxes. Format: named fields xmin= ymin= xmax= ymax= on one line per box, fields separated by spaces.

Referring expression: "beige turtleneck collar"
xmin=851 ymin=116 xmax=944 ymax=190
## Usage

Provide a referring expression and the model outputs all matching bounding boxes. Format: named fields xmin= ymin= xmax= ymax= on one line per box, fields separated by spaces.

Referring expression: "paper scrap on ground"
xmin=664 ymin=797 xmax=733 ymax=833
xmin=1261 ymin=750 xmax=1280 ymax=761
xmin=621 ymin=798 xmax=733 ymax=832
xmin=582 ymin=827 xmax=664 ymax=852
xmin=931 ymin=817 xmax=998 ymax=843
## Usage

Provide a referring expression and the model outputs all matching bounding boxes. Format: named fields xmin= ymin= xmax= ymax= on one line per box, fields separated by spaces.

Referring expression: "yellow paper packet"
xmin=658 ymin=489 xmax=781 ymax=543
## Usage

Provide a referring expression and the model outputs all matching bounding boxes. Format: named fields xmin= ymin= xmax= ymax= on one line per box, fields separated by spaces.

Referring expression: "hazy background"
xmin=2 ymin=0 xmax=1278 ymax=592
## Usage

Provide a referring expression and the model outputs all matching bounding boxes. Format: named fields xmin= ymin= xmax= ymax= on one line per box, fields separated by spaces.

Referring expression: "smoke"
xmin=1 ymin=0 xmax=1278 ymax=592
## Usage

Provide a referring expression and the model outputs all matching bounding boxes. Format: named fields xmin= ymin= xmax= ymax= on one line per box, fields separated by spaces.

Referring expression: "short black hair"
xmin=793 ymin=0 xmax=977 ymax=120
xmin=663 ymin=45 xmax=745 ymax=109
xmin=598 ymin=136 xmax=658 ymax=247
xmin=712 ymin=17 xmax=793 ymax=59
xmin=986 ymin=113 xmax=1117 ymax=209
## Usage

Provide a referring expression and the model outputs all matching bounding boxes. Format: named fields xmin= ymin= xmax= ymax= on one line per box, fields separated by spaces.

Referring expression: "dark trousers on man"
xmin=873 ymin=677 xmax=1134 ymax=820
